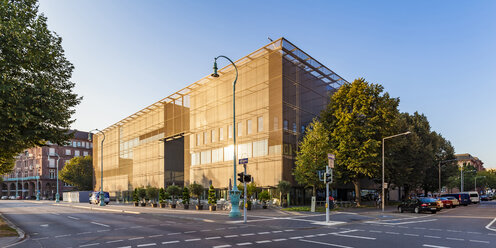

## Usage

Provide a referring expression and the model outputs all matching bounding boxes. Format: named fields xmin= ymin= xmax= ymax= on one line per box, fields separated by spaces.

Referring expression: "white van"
xmin=462 ymin=191 xmax=480 ymax=204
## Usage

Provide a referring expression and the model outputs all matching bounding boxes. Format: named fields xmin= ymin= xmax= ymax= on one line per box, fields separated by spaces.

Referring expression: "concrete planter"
xmin=209 ymin=205 xmax=216 ymax=211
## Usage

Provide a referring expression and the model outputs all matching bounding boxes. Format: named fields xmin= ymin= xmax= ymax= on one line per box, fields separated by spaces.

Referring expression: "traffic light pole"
xmin=325 ymin=165 xmax=329 ymax=223
xmin=243 ymin=164 xmax=247 ymax=224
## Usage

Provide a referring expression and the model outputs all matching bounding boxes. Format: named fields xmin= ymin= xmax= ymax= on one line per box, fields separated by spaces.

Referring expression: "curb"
xmin=0 ymin=213 xmax=27 ymax=248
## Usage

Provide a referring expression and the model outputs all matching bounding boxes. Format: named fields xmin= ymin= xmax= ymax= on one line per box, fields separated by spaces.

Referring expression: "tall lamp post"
xmin=47 ymin=151 xmax=60 ymax=203
xmin=437 ymin=159 xmax=458 ymax=195
xmin=382 ymin=131 xmax=410 ymax=212
xmin=211 ymin=55 xmax=241 ymax=218
xmin=89 ymin=129 xmax=106 ymax=207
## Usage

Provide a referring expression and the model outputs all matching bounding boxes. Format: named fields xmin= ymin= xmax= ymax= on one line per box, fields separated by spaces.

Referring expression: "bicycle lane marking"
xmin=485 ymin=216 xmax=496 ymax=232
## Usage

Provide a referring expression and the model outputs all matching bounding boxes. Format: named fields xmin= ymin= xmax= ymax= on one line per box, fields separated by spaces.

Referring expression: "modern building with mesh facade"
xmin=92 ymin=38 xmax=347 ymax=203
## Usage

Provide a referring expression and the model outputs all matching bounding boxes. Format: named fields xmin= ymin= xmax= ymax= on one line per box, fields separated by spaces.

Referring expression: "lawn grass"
xmin=0 ymin=216 xmax=17 ymax=237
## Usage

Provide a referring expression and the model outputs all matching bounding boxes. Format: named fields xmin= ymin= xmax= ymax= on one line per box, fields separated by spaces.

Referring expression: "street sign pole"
xmin=325 ymin=165 xmax=329 ymax=223
xmin=243 ymin=163 xmax=247 ymax=224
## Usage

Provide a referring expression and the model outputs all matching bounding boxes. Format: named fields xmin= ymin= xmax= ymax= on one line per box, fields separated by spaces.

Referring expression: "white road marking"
xmin=446 ymin=237 xmax=463 ymax=241
xmin=116 ymin=246 xmax=131 ymax=248
xmin=304 ymin=235 xmax=316 ymax=238
xmin=168 ymin=232 xmax=181 ymax=235
xmin=130 ymin=226 xmax=143 ymax=229
xmin=106 ymin=240 xmax=124 ymax=243
xmin=205 ymin=236 xmax=221 ymax=240
xmin=333 ymin=233 xmax=376 ymax=240
xmin=200 ymin=229 xmax=211 ymax=232
xmin=446 ymin=230 xmax=461 ymax=232
xmin=299 ymin=239 xmax=354 ymax=248
xmin=469 ymin=240 xmax=490 ymax=244
xmin=184 ymin=231 xmax=197 ymax=234
xmin=76 ymin=232 xmax=91 ymax=235
xmin=79 ymin=243 xmax=99 ymax=247
xmin=369 ymin=230 xmax=382 ymax=233
xmin=424 ymin=235 xmax=441 ymax=239
xmin=467 ymin=231 xmax=482 ymax=234
xmin=289 ymin=236 xmax=304 ymax=239
xmin=55 ymin=234 xmax=71 ymax=238
xmin=185 ymin=238 xmax=201 ymax=242
xmin=429 ymin=228 xmax=442 ymax=231
xmin=212 ymin=245 xmax=231 ymax=248
xmin=258 ymin=231 xmax=270 ymax=234
xmin=90 ymin=221 xmax=110 ymax=228
xmin=241 ymin=233 xmax=255 ymax=236
xmin=422 ymin=245 xmax=450 ymax=248
xmin=40 ymin=224 xmax=49 ymax=227
xmin=67 ymin=216 xmax=80 ymax=220
xmin=255 ymin=240 xmax=272 ymax=243
xmin=272 ymin=230 xmax=283 ymax=233
xmin=33 ymin=237 xmax=48 ymax=240
xmin=115 ymin=227 xmax=127 ymax=230
xmin=224 ymin=235 xmax=238 ymax=238
xmin=129 ymin=237 xmax=144 ymax=240
xmin=317 ymin=233 xmax=327 ymax=236
xmin=97 ymin=229 xmax=110 ymax=232
xmin=385 ymin=232 xmax=399 ymax=235
xmin=404 ymin=233 xmax=419 ymax=237
xmin=273 ymin=238 xmax=287 ymax=241
xmin=414 ymin=227 xmax=427 ymax=230
xmin=487 ymin=217 xmax=496 ymax=232
xmin=148 ymin=234 xmax=163 ymax=238
xmin=162 ymin=241 xmax=180 ymax=244
xmin=237 ymin=242 xmax=252 ymax=246
xmin=215 ymin=228 xmax=225 ymax=230
xmin=284 ymin=229 xmax=294 ymax=232
xmin=137 ymin=243 xmax=156 ymax=247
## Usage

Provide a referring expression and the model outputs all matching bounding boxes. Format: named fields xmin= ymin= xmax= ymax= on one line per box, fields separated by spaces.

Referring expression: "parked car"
xmin=441 ymin=193 xmax=471 ymax=206
xmin=445 ymin=196 xmax=459 ymax=207
xmin=480 ymin=195 xmax=491 ymax=201
xmin=89 ymin=191 xmax=110 ymax=205
xmin=398 ymin=197 xmax=438 ymax=214
xmin=8 ymin=196 xmax=16 ymax=200
xmin=434 ymin=198 xmax=444 ymax=211
xmin=1 ymin=196 xmax=8 ymax=200
xmin=462 ymin=191 xmax=480 ymax=204
xmin=437 ymin=197 xmax=453 ymax=208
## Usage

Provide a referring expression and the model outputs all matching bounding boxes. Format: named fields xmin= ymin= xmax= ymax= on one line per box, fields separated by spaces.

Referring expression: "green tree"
xmin=182 ymin=187 xmax=190 ymax=205
xmin=277 ymin=180 xmax=291 ymax=206
xmin=59 ymin=156 xmax=93 ymax=190
xmin=166 ymin=185 xmax=181 ymax=202
xmin=258 ymin=190 xmax=270 ymax=205
xmin=294 ymin=119 xmax=330 ymax=197
xmin=137 ymin=187 xmax=146 ymax=203
xmin=246 ymin=182 xmax=261 ymax=199
xmin=208 ymin=185 xmax=217 ymax=205
xmin=0 ymin=0 xmax=81 ymax=173
xmin=145 ymin=186 xmax=159 ymax=203
xmin=133 ymin=188 xmax=139 ymax=203
xmin=320 ymin=78 xmax=400 ymax=205
xmin=189 ymin=182 xmax=204 ymax=205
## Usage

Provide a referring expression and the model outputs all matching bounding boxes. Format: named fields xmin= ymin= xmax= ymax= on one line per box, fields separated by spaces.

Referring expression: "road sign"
xmin=328 ymin=153 xmax=335 ymax=169
xmin=238 ymin=158 xmax=248 ymax=164
xmin=383 ymin=183 xmax=388 ymax=188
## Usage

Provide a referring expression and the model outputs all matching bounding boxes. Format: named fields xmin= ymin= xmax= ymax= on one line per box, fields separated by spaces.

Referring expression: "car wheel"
xmin=414 ymin=207 xmax=420 ymax=214
xmin=431 ymin=210 xmax=436 ymax=214
xmin=398 ymin=207 xmax=403 ymax=213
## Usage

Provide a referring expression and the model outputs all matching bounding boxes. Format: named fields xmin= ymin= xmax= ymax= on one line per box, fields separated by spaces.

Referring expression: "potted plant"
xmin=208 ymin=185 xmax=217 ymax=211
xmin=246 ymin=182 xmax=260 ymax=210
xmin=138 ymin=187 xmax=147 ymax=207
xmin=159 ymin=188 xmax=166 ymax=208
xmin=166 ymin=185 xmax=181 ymax=208
xmin=182 ymin=187 xmax=190 ymax=209
xmin=277 ymin=180 xmax=291 ymax=207
xmin=133 ymin=188 xmax=139 ymax=207
xmin=259 ymin=190 xmax=270 ymax=209
xmin=146 ymin=186 xmax=159 ymax=208
xmin=189 ymin=182 xmax=204 ymax=210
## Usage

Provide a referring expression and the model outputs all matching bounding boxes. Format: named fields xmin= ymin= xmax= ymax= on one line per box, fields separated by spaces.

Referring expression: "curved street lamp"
xmin=211 ymin=56 xmax=241 ymax=218
xmin=89 ymin=129 xmax=106 ymax=206
xmin=47 ymin=151 xmax=60 ymax=203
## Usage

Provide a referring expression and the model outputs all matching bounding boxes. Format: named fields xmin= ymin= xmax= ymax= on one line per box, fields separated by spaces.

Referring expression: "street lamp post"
xmin=211 ymin=55 xmax=241 ymax=218
xmin=48 ymin=151 xmax=60 ymax=203
xmin=89 ymin=129 xmax=106 ymax=207
xmin=15 ymin=168 xmax=19 ymax=199
xmin=382 ymin=131 xmax=410 ymax=212
xmin=36 ymin=162 xmax=40 ymax=201
xmin=437 ymin=159 xmax=458 ymax=195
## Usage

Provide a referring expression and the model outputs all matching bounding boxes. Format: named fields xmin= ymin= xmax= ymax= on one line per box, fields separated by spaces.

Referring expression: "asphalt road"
xmin=1 ymin=200 xmax=495 ymax=248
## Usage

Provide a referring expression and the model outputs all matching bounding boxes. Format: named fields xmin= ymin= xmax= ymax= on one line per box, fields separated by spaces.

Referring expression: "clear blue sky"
xmin=38 ymin=0 xmax=496 ymax=168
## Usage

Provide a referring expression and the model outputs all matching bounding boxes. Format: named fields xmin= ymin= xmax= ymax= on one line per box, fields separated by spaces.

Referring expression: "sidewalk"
xmin=0 ymin=213 xmax=25 ymax=248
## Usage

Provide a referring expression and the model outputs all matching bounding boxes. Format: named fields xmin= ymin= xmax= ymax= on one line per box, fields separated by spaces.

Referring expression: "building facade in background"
xmin=455 ymin=153 xmax=485 ymax=171
xmin=1 ymin=131 xmax=92 ymax=199
xmin=91 ymin=38 xmax=347 ymax=203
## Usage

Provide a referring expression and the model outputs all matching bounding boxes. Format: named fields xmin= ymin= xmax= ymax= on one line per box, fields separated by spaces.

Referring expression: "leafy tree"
xmin=159 ymin=188 xmax=166 ymax=203
xmin=182 ymin=187 xmax=190 ymax=205
xmin=246 ymin=182 xmax=261 ymax=199
xmin=208 ymin=185 xmax=216 ymax=205
xmin=320 ymin=78 xmax=400 ymax=205
xmin=133 ymin=188 xmax=139 ymax=203
xmin=137 ymin=187 xmax=146 ymax=203
xmin=277 ymin=180 xmax=291 ymax=205
xmin=166 ymin=185 xmax=181 ymax=202
xmin=0 ymin=0 xmax=81 ymax=173
xmin=258 ymin=190 xmax=270 ymax=204
xmin=59 ymin=156 xmax=93 ymax=190
xmin=189 ymin=182 xmax=204 ymax=203
xmin=294 ymin=119 xmax=330 ymax=197
xmin=145 ymin=186 xmax=158 ymax=203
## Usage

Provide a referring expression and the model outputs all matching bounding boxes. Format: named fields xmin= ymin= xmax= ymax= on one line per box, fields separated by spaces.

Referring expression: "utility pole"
xmin=326 ymin=154 xmax=335 ymax=223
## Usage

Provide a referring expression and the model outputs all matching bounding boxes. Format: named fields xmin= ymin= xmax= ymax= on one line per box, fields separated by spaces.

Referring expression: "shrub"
xmin=133 ymin=188 xmax=139 ymax=203
xmin=259 ymin=190 xmax=270 ymax=204
xmin=182 ymin=187 xmax=190 ymax=205
xmin=137 ymin=187 xmax=146 ymax=202
xmin=159 ymin=188 xmax=166 ymax=203
xmin=146 ymin=186 xmax=159 ymax=203
xmin=166 ymin=185 xmax=181 ymax=202
xmin=189 ymin=182 xmax=204 ymax=205
xmin=208 ymin=185 xmax=217 ymax=205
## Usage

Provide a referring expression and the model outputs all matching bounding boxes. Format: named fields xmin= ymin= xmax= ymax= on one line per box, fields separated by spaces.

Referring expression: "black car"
xmin=398 ymin=198 xmax=438 ymax=214
xmin=480 ymin=195 xmax=490 ymax=201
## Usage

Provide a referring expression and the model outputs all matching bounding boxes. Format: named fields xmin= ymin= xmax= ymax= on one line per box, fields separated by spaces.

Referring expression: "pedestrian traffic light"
xmin=237 ymin=172 xmax=244 ymax=183
xmin=325 ymin=172 xmax=332 ymax=183
xmin=244 ymin=174 xmax=252 ymax=183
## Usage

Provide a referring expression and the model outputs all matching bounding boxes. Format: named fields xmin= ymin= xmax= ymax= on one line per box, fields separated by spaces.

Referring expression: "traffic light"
xmin=237 ymin=172 xmax=244 ymax=183
xmin=244 ymin=174 xmax=252 ymax=183
xmin=325 ymin=172 xmax=332 ymax=183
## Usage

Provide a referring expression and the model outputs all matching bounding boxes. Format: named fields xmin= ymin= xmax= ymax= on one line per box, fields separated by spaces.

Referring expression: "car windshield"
xmin=439 ymin=197 xmax=449 ymax=200
xmin=470 ymin=194 xmax=478 ymax=197
xmin=420 ymin=198 xmax=437 ymax=203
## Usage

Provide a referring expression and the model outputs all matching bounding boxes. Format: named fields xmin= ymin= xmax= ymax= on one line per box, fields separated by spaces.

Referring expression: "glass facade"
xmin=92 ymin=38 xmax=346 ymax=197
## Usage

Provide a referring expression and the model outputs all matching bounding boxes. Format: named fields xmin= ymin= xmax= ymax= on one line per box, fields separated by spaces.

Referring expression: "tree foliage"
xmin=0 ymin=0 xmax=81 ymax=173
xmin=320 ymin=78 xmax=399 ymax=204
xmin=59 ymin=155 xmax=93 ymax=190
xmin=294 ymin=119 xmax=330 ymax=196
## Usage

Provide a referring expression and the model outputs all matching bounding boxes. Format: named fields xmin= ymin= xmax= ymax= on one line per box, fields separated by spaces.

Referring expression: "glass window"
xmin=65 ymin=149 xmax=71 ymax=155
xmin=49 ymin=169 xmax=56 ymax=179
xmin=247 ymin=120 xmax=252 ymax=135
xmin=196 ymin=134 xmax=200 ymax=146
xmin=83 ymin=151 xmax=88 ymax=156
xmin=253 ymin=139 xmax=268 ymax=157
xmin=238 ymin=122 xmax=243 ymax=136
xmin=293 ymin=122 xmax=297 ymax=132
xmin=228 ymin=125 xmax=233 ymax=139
xmin=301 ymin=125 xmax=305 ymax=134
xmin=72 ymin=141 xmax=77 ymax=147
xmin=212 ymin=148 xmax=223 ymax=163
xmin=203 ymin=132 xmax=208 ymax=144
xmin=200 ymin=150 xmax=211 ymax=164
xmin=211 ymin=130 xmax=216 ymax=143
xmin=258 ymin=117 xmax=263 ymax=132
xmin=219 ymin=127 xmax=224 ymax=141
xmin=48 ymin=159 xmax=55 ymax=168
xmin=49 ymin=148 xmax=55 ymax=156
xmin=77 ymin=141 xmax=81 ymax=147
xmin=274 ymin=117 xmax=279 ymax=130
xmin=237 ymin=142 xmax=252 ymax=158
xmin=86 ymin=142 xmax=90 ymax=149
xmin=283 ymin=120 xmax=288 ymax=130
xmin=75 ymin=150 xmax=80 ymax=157
xmin=191 ymin=152 xmax=200 ymax=166
xmin=224 ymin=145 xmax=234 ymax=161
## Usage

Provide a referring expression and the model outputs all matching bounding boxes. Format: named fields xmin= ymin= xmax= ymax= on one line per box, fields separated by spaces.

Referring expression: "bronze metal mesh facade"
xmin=92 ymin=38 xmax=346 ymax=197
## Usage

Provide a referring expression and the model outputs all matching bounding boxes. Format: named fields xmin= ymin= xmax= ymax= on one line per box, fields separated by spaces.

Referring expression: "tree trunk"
xmin=312 ymin=185 xmax=316 ymax=197
xmin=353 ymin=179 xmax=361 ymax=206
